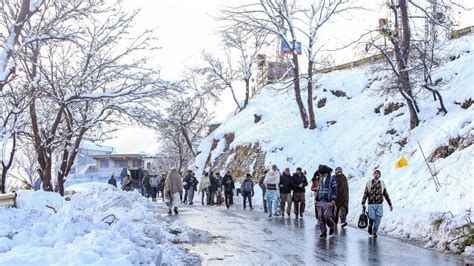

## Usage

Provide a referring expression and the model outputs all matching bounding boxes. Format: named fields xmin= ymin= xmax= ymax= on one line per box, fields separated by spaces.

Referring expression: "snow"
xmin=0 ymin=183 xmax=206 ymax=265
xmin=194 ymin=34 xmax=474 ymax=254
xmin=80 ymin=141 xmax=115 ymax=153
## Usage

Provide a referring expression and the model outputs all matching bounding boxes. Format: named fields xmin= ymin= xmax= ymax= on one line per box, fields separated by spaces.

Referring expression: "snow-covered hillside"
xmin=194 ymin=35 xmax=474 ymax=255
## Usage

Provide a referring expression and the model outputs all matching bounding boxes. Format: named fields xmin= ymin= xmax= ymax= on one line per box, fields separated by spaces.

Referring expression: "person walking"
xmin=311 ymin=170 xmax=321 ymax=219
xmin=259 ymin=170 xmax=268 ymax=213
xmin=241 ymin=173 xmax=255 ymax=210
xmin=292 ymin=167 xmax=308 ymax=218
xmin=209 ymin=172 xmax=218 ymax=205
xmin=149 ymin=175 xmax=160 ymax=202
xmin=279 ymin=168 xmax=293 ymax=218
xmin=334 ymin=167 xmax=349 ymax=228
xmin=185 ymin=172 xmax=199 ymax=205
xmin=182 ymin=170 xmax=192 ymax=204
xmin=222 ymin=171 xmax=235 ymax=209
xmin=198 ymin=172 xmax=211 ymax=205
xmin=108 ymin=175 xmax=117 ymax=188
xmin=362 ymin=169 xmax=393 ymax=238
xmin=158 ymin=174 xmax=166 ymax=201
xmin=264 ymin=165 xmax=280 ymax=217
xmin=164 ymin=168 xmax=184 ymax=215
xmin=142 ymin=175 xmax=151 ymax=198
xmin=215 ymin=172 xmax=224 ymax=205
xmin=315 ymin=165 xmax=337 ymax=238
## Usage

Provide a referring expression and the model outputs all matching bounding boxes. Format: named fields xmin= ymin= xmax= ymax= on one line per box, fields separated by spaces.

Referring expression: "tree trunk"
xmin=42 ymin=158 xmax=54 ymax=191
xmin=423 ymin=85 xmax=447 ymax=114
xmin=307 ymin=60 xmax=316 ymax=129
xmin=394 ymin=0 xmax=419 ymax=130
xmin=1 ymin=131 xmax=16 ymax=193
xmin=244 ymin=78 xmax=250 ymax=108
xmin=180 ymin=124 xmax=196 ymax=157
xmin=291 ymin=51 xmax=308 ymax=128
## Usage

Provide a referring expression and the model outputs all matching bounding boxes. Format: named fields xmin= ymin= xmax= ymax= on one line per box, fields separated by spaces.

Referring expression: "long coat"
xmin=335 ymin=173 xmax=349 ymax=209
xmin=164 ymin=169 xmax=184 ymax=196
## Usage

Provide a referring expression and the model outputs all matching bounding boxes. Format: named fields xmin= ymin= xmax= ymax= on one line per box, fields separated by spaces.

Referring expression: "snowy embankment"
xmin=0 ymin=184 xmax=210 ymax=265
xmin=194 ymin=35 xmax=474 ymax=256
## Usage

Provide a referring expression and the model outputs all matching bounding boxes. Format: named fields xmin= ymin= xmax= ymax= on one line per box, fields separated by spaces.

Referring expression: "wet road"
xmin=160 ymin=203 xmax=463 ymax=265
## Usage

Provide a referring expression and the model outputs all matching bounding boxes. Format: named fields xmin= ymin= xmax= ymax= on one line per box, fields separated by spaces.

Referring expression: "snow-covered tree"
xmin=302 ymin=0 xmax=352 ymax=129
xmin=20 ymin=2 xmax=172 ymax=195
xmin=221 ymin=0 xmax=311 ymax=128
xmin=0 ymin=0 xmax=43 ymax=91
xmin=153 ymin=72 xmax=213 ymax=172
xmin=219 ymin=25 xmax=270 ymax=108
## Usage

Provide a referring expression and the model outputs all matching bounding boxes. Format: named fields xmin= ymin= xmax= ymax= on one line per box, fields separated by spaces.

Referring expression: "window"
xmin=114 ymin=160 xmax=128 ymax=168
xmin=133 ymin=160 xmax=141 ymax=167
xmin=146 ymin=162 xmax=151 ymax=169
xmin=100 ymin=159 xmax=109 ymax=168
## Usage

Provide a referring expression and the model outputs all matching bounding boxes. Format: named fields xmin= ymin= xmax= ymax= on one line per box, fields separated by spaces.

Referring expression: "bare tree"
xmin=0 ymin=0 xmax=43 ymax=91
xmin=19 ymin=2 xmax=171 ymax=195
xmin=221 ymin=0 xmax=310 ymax=128
xmin=0 ymin=82 xmax=32 ymax=192
xmin=200 ymin=51 xmax=244 ymax=111
xmin=155 ymin=97 xmax=212 ymax=172
xmin=301 ymin=0 xmax=352 ymax=129
xmin=408 ymin=0 xmax=463 ymax=115
xmin=366 ymin=0 xmax=420 ymax=129
xmin=220 ymin=26 xmax=270 ymax=108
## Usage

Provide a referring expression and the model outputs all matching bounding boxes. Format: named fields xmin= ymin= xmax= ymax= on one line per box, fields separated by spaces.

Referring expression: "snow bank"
xmin=194 ymin=35 xmax=474 ymax=255
xmin=0 ymin=183 xmax=207 ymax=265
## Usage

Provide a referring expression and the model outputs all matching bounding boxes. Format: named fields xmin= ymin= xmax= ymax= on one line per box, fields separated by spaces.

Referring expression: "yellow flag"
xmin=395 ymin=156 xmax=408 ymax=169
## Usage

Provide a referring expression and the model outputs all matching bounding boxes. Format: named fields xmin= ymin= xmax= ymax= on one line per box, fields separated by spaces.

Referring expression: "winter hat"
xmin=246 ymin=173 xmax=251 ymax=177
xmin=335 ymin=167 xmax=343 ymax=173
xmin=318 ymin=164 xmax=333 ymax=175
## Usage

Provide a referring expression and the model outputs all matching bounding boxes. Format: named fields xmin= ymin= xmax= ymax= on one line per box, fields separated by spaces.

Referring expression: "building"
xmin=54 ymin=142 xmax=114 ymax=177
xmin=90 ymin=153 xmax=145 ymax=178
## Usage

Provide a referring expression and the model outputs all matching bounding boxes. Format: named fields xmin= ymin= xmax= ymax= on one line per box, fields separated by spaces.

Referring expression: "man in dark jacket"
xmin=142 ymin=175 xmax=151 ymax=198
xmin=258 ymin=170 xmax=268 ymax=213
xmin=315 ymin=164 xmax=337 ymax=238
xmin=182 ymin=170 xmax=192 ymax=203
xmin=184 ymin=172 xmax=199 ymax=205
xmin=334 ymin=167 xmax=349 ymax=228
xmin=108 ymin=175 xmax=117 ymax=188
xmin=292 ymin=167 xmax=308 ymax=218
xmin=222 ymin=171 xmax=235 ymax=209
xmin=279 ymin=168 xmax=293 ymax=217
xmin=209 ymin=172 xmax=218 ymax=205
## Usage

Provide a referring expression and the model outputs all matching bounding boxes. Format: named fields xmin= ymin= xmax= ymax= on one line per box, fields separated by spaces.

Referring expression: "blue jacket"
xmin=317 ymin=175 xmax=338 ymax=202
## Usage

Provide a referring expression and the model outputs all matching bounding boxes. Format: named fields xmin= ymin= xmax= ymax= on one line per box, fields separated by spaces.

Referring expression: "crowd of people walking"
xmin=110 ymin=163 xmax=393 ymax=239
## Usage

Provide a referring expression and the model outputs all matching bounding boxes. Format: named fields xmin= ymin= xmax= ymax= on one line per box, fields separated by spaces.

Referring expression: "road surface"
xmin=158 ymin=202 xmax=463 ymax=265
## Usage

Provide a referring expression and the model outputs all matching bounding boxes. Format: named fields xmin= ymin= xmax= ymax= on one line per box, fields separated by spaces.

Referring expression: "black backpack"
xmin=358 ymin=208 xmax=368 ymax=229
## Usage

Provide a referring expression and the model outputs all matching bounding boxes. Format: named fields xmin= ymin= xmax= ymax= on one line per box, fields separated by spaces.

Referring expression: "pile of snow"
xmin=0 ymin=183 xmax=208 ymax=265
xmin=194 ymin=35 xmax=474 ymax=255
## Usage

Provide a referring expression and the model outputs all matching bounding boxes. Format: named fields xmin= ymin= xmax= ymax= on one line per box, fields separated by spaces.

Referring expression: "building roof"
xmin=92 ymin=154 xmax=143 ymax=160
xmin=80 ymin=142 xmax=115 ymax=153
